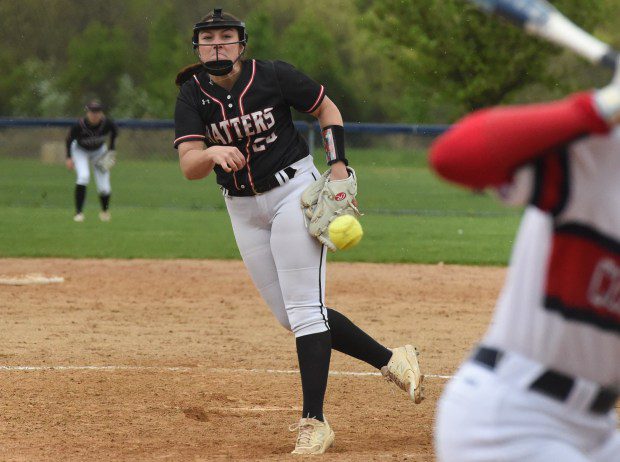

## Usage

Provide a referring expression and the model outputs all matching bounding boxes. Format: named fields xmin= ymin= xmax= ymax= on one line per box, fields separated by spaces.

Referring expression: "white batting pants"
xmin=70 ymin=141 xmax=111 ymax=195
xmin=225 ymin=155 xmax=329 ymax=338
xmin=436 ymin=356 xmax=620 ymax=462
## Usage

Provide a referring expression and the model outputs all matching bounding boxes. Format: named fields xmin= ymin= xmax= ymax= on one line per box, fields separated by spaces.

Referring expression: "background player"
xmin=65 ymin=99 xmax=118 ymax=222
xmin=430 ymin=55 xmax=620 ymax=460
xmin=174 ymin=9 xmax=423 ymax=455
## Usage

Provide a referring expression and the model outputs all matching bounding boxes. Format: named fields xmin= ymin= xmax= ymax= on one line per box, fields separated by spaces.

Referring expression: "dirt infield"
xmin=0 ymin=258 xmax=506 ymax=461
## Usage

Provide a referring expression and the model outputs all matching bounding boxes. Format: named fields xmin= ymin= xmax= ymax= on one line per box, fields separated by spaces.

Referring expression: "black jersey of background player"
xmin=174 ymin=59 xmax=325 ymax=193
xmin=66 ymin=117 xmax=118 ymax=157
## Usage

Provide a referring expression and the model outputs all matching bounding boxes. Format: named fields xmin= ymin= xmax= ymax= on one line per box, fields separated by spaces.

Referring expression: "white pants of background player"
xmin=225 ymin=155 xmax=329 ymax=337
xmin=70 ymin=141 xmax=111 ymax=195
xmin=435 ymin=351 xmax=620 ymax=462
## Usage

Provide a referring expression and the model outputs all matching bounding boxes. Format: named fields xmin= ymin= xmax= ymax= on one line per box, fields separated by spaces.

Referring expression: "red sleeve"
xmin=429 ymin=92 xmax=610 ymax=189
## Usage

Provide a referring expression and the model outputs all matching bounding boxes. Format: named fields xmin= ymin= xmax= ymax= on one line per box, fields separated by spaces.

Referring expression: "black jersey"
xmin=66 ymin=118 xmax=118 ymax=158
xmin=174 ymin=59 xmax=325 ymax=193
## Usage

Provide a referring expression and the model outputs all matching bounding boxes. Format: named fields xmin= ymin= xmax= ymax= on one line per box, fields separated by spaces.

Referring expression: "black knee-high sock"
xmin=75 ymin=184 xmax=86 ymax=213
xmin=99 ymin=193 xmax=110 ymax=211
xmin=296 ymin=331 xmax=331 ymax=422
xmin=327 ymin=308 xmax=392 ymax=370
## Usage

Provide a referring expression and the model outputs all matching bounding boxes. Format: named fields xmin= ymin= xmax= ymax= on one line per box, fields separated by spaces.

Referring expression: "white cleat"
xmin=289 ymin=417 xmax=335 ymax=455
xmin=99 ymin=211 xmax=111 ymax=222
xmin=381 ymin=345 xmax=424 ymax=403
xmin=73 ymin=213 xmax=85 ymax=223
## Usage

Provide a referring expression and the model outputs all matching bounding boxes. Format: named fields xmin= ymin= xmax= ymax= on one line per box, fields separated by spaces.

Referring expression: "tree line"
xmin=1 ymin=0 xmax=618 ymax=123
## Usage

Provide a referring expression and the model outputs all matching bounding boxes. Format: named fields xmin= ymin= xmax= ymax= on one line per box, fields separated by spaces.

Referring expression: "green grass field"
xmin=0 ymin=149 xmax=522 ymax=264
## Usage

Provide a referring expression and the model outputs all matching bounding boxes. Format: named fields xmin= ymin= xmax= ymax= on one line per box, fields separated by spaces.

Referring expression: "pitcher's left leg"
xmin=270 ymin=187 xmax=332 ymax=449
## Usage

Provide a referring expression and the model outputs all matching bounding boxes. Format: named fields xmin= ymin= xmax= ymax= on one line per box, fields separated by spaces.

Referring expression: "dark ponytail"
xmin=175 ymin=62 xmax=203 ymax=87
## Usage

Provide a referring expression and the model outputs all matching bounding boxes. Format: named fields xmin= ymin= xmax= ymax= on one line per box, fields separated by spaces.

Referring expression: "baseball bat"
xmin=466 ymin=0 xmax=618 ymax=69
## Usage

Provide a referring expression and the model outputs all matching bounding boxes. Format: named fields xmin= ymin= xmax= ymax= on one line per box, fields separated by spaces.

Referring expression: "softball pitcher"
xmin=430 ymin=64 xmax=620 ymax=461
xmin=174 ymin=9 xmax=423 ymax=455
xmin=65 ymin=99 xmax=118 ymax=222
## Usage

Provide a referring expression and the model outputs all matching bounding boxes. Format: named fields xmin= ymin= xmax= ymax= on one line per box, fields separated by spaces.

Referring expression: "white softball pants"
xmin=435 ymin=351 xmax=620 ymax=462
xmin=70 ymin=141 xmax=111 ymax=194
xmin=225 ymin=155 xmax=329 ymax=338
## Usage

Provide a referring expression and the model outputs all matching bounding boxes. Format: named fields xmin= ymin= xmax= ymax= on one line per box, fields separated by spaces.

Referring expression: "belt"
xmin=472 ymin=346 xmax=618 ymax=415
xmin=223 ymin=166 xmax=297 ymax=197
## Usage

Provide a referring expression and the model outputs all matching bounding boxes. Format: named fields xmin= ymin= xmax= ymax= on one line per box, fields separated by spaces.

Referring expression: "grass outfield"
xmin=0 ymin=150 xmax=522 ymax=264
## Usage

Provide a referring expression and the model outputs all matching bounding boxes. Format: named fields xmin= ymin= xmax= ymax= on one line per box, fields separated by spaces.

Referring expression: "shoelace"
xmin=289 ymin=422 xmax=318 ymax=448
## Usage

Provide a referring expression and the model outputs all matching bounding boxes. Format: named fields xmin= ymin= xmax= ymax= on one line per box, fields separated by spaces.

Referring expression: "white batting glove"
xmin=594 ymin=56 xmax=620 ymax=123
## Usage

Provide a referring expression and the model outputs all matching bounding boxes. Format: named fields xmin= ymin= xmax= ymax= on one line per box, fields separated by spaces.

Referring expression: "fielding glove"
xmin=95 ymin=150 xmax=116 ymax=171
xmin=300 ymin=168 xmax=361 ymax=251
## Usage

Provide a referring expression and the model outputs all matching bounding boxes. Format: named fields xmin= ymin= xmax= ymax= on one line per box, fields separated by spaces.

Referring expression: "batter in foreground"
xmin=431 ymin=59 xmax=620 ymax=462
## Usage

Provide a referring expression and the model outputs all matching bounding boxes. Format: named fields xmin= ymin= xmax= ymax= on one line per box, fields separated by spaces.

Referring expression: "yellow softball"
xmin=328 ymin=215 xmax=363 ymax=250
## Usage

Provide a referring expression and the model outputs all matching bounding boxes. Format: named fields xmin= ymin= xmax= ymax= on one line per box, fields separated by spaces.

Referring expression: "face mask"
xmin=202 ymin=59 xmax=235 ymax=76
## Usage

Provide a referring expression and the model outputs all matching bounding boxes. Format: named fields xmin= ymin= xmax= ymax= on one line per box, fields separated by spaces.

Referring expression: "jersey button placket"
xmin=222 ymin=96 xmax=241 ymax=192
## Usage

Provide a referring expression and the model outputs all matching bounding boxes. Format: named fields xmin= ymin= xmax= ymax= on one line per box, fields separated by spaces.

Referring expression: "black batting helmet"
xmin=192 ymin=8 xmax=248 ymax=49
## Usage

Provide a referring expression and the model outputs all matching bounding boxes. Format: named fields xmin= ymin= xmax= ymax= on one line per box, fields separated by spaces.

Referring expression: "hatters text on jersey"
xmin=205 ymin=107 xmax=276 ymax=149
